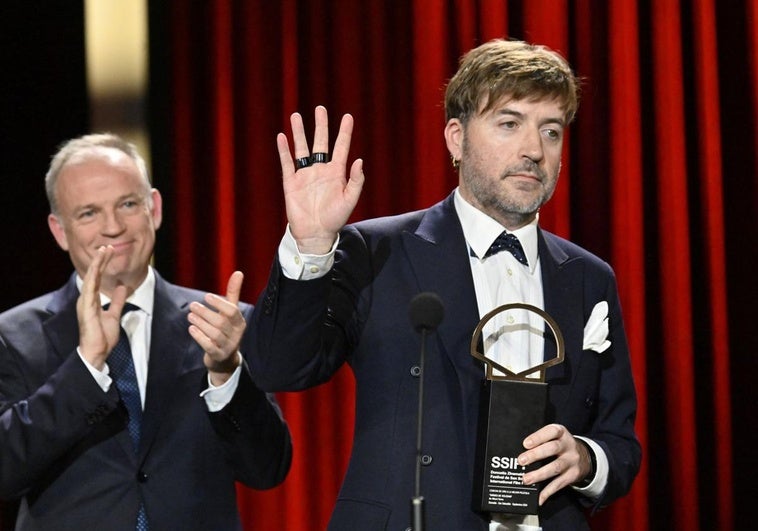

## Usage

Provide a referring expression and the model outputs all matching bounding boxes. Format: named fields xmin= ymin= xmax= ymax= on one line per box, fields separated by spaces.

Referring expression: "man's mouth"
xmin=102 ymin=241 xmax=133 ymax=254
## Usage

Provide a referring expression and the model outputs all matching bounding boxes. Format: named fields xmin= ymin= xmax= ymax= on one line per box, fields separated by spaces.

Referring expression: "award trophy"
xmin=470 ymin=303 xmax=565 ymax=515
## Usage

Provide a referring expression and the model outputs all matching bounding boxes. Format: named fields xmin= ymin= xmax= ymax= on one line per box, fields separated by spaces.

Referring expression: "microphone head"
xmin=409 ymin=292 xmax=444 ymax=333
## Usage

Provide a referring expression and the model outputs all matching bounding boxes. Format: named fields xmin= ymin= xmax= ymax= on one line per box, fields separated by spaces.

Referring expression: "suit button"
xmin=409 ymin=365 xmax=421 ymax=377
xmin=137 ymin=471 xmax=148 ymax=483
xmin=420 ymin=454 xmax=433 ymax=466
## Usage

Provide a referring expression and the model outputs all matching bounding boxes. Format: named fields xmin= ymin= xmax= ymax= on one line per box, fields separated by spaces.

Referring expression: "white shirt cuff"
xmin=573 ymin=436 xmax=609 ymax=499
xmin=200 ymin=353 xmax=243 ymax=412
xmin=78 ymin=347 xmax=112 ymax=392
xmin=278 ymin=224 xmax=337 ymax=280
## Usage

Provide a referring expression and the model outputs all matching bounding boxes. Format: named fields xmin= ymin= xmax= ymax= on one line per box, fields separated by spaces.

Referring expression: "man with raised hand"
xmin=252 ymin=39 xmax=640 ymax=530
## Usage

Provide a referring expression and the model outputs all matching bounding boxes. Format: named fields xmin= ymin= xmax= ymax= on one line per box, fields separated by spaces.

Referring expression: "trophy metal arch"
xmin=469 ymin=302 xmax=565 ymax=382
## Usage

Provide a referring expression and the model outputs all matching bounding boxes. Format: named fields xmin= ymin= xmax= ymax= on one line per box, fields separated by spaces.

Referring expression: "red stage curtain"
xmin=152 ymin=1 xmax=758 ymax=529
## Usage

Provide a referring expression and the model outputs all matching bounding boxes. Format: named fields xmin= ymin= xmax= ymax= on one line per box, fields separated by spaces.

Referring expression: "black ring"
xmin=310 ymin=152 xmax=330 ymax=164
xmin=295 ymin=156 xmax=312 ymax=170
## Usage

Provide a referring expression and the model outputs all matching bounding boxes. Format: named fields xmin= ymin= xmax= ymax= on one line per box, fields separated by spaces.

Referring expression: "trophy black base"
xmin=472 ymin=378 xmax=547 ymax=515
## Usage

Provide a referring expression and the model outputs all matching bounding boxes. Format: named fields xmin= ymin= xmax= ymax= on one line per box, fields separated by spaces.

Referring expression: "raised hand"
xmin=188 ymin=271 xmax=247 ymax=385
xmin=77 ymin=246 xmax=128 ymax=370
xmin=277 ymin=105 xmax=365 ymax=255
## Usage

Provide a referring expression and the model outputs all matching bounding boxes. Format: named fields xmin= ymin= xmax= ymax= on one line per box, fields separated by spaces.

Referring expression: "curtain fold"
xmin=692 ymin=1 xmax=732 ymax=529
xmin=650 ymin=3 xmax=699 ymax=530
xmin=209 ymin=0 xmax=238 ymax=279
xmin=151 ymin=1 xmax=756 ymax=529
xmin=607 ymin=1 xmax=648 ymax=529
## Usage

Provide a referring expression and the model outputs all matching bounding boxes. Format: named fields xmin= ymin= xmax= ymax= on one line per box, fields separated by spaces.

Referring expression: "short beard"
xmin=460 ymin=156 xmax=557 ymax=226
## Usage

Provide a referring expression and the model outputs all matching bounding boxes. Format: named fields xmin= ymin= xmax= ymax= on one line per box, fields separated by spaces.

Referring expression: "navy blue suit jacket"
xmin=252 ymin=193 xmax=640 ymax=530
xmin=0 ymin=272 xmax=292 ymax=531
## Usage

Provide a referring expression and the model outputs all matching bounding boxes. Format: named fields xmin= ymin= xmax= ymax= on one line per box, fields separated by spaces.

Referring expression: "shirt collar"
xmin=76 ymin=266 xmax=156 ymax=316
xmin=453 ymin=188 xmax=539 ymax=272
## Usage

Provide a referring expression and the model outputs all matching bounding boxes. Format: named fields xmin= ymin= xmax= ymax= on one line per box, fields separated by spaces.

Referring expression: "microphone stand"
xmin=408 ymin=291 xmax=443 ymax=531
xmin=411 ymin=327 xmax=428 ymax=531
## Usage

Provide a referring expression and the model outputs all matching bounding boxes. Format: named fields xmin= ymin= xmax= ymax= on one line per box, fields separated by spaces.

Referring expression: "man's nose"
xmin=102 ymin=211 xmax=126 ymax=234
xmin=519 ymin=127 xmax=544 ymax=163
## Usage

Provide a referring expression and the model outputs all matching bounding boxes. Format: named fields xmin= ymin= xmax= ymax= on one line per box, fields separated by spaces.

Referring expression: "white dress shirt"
xmin=455 ymin=190 xmax=545 ymax=379
xmin=452 ymin=190 xmax=608 ymax=530
xmin=77 ymin=266 xmax=241 ymax=412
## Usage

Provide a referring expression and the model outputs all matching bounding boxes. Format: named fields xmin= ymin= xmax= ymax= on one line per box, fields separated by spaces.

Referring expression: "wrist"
xmin=81 ymin=346 xmax=109 ymax=371
xmin=294 ymin=235 xmax=337 ymax=255
xmin=574 ymin=437 xmax=597 ymax=487
xmin=208 ymin=370 xmax=233 ymax=386
xmin=288 ymin=224 xmax=338 ymax=256
xmin=206 ymin=351 xmax=241 ymax=386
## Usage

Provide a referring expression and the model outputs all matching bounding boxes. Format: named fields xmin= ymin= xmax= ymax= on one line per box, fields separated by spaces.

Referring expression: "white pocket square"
xmin=583 ymin=301 xmax=611 ymax=353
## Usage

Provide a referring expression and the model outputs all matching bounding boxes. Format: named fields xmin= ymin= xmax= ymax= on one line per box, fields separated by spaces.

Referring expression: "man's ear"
xmin=444 ymin=118 xmax=464 ymax=162
xmin=149 ymin=188 xmax=163 ymax=230
xmin=48 ymin=213 xmax=69 ymax=251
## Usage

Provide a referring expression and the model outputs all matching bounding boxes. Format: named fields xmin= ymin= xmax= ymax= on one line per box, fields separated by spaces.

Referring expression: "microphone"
xmin=409 ymin=292 xmax=444 ymax=333
xmin=408 ymin=292 xmax=444 ymax=531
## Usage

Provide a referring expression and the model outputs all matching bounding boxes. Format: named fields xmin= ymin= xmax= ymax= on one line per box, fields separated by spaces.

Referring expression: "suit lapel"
xmin=401 ymin=194 xmax=484 ymax=462
xmin=42 ymin=275 xmax=82 ymax=363
xmin=138 ymin=275 xmax=196 ymax=459
xmin=402 ymin=194 xmax=481 ymax=370
xmin=539 ymin=230 xmax=584 ymax=388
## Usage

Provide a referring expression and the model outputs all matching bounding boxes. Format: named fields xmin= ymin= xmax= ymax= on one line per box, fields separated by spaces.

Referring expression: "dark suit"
xmin=0 ymin=271 xmax=292 ymax=531
xmin=252 ymin=193 xmax=640 ymax=530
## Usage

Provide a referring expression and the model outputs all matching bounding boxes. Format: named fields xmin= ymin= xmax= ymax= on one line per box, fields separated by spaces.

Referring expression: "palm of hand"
xmin=284 ymin=166 xmax=354 ymax=241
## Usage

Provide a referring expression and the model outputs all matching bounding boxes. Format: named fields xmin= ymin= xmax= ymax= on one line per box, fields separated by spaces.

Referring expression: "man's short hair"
xmin=444 ymin=39 xmax=580 ymax=124
xmin=45 ymin=133 xmax=151 ymax=215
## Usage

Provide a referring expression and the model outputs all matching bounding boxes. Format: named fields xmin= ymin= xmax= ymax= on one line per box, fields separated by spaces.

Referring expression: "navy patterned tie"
xmin=106 ymin=303 xmax=149 ymax=531
xmin=108 ymin=303 xmax=142 ymax=451
xmin=483 ymin=231 xmax=529 ymax=266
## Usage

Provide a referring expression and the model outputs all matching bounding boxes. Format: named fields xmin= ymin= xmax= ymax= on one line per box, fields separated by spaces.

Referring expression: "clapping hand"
xmin=188 ymin=271 xmax=247 ymax=386
xmin=77 ymin=246 xmax=128 ymax=370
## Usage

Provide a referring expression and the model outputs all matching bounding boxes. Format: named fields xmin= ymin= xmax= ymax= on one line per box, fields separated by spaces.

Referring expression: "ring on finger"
xmin=310 ymin=152 xmax=330 ymax=164
xmin=295 ymin=156 xmax=312 ymax=170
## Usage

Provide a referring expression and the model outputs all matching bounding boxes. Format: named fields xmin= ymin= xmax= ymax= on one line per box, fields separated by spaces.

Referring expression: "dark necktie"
xmin=108 ymin=303 xmax=143 ymax=451
xmin=483 ymin=231 xmax=529 ymax=266
xmin=106 ymin=303 xmax=149 ymax=531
